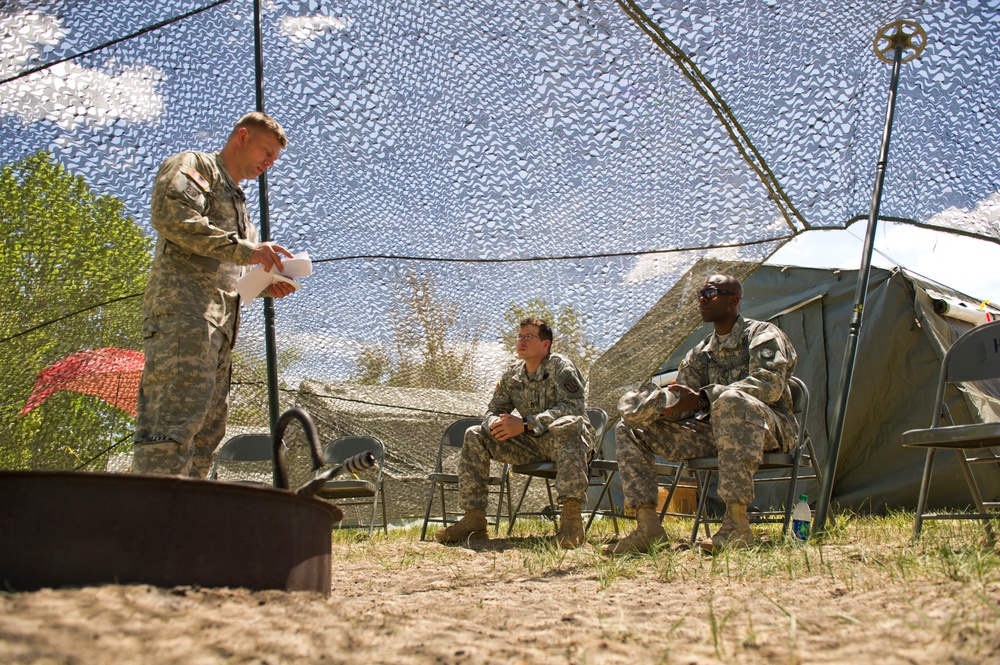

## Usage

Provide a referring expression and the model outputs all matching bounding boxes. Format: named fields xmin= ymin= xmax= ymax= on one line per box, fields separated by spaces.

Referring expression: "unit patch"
xmin=564 ymin=378 xmax=580 ymax=393
xmin=183 ymin=166 xmax=211 ymax=192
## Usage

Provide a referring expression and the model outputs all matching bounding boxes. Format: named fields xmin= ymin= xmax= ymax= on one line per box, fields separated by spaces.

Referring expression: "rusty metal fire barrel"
xmin=0 ymin=470 xmax=341 ymax=594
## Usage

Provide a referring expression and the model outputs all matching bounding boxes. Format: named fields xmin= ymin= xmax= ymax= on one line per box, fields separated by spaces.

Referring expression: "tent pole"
xmin=813 ymin=21 xmax=925 ymax=535
xmin=252 ymin=0 xmax=282 ymax=480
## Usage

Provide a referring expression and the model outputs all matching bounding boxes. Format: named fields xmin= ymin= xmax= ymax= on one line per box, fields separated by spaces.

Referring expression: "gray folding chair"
xmin=420 ymin=417 xmax=510 ymax=541
xmin=684 ymin=375 xmax=819 ymax=541
xmin=507 ymin=407 xmax=615 ymax=535
xmin=586 ymin=453 xmax=697 ymax=532
xmin=208 ymin=433 xmax=274 ymax=485
xmin=317 ymin=435 xmax=387 ymax=536
xmin=903 ymin=319 xmax=1000 ymax=542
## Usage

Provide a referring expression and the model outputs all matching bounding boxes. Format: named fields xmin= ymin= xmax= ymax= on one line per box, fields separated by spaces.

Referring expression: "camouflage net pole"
xmin=813 ymin=20 xmax=927 ymax=535
xmin=252 ymin=0 xmax=282 ymax=438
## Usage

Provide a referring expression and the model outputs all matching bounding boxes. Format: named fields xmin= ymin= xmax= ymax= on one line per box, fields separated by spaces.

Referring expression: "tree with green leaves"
xmin=501 ymin=299 xmax=598 ymax=376
xmin=353 ymin=268 xmax=478 ymax=391
xmin=229 ymin=347 xmax=303 ymax=427
xmin=0 ymin=151 xmax=152 ymax=470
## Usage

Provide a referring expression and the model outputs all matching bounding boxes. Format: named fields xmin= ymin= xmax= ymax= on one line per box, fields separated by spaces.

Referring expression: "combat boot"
xmin=601 ymin=504 xmax=667 ymax=556
xmin=551 ymin=499 xmax=586 ymax=549
xmin=700 ymin=503 xmax=754 ymax=553
xmin=434 ymin=510 xmax=488 ymax=543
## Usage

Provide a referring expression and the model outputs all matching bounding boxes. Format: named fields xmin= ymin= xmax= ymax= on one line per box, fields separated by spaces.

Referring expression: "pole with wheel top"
xmin=812 ymin=20 xmax=927 ymax=535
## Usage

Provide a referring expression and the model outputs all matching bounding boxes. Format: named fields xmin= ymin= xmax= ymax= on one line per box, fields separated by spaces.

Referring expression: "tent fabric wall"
xmin=602 ymin=260 xmax=1000 ymax=515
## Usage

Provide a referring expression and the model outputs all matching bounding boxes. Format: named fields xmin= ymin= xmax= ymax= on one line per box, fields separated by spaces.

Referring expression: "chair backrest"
xmin=586 ymin=407 xmax=609 ymax=442
xmin=323 ymin=436 xmax=385 ymax=465
xmin=442 ymin=417 xmax=483 ymax=449
xmin=932 ymin=320 xmax=1000 ymax=426
xmin=215 ymin=433 xmax=272 ymax=462
xmin=787 ymin=376 xmax=811 ymax=453
xmin=788 ymin=376 xmax=808 ymax=418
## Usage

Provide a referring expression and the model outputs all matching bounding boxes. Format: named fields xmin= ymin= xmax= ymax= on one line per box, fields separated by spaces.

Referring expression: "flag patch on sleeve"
xmin=183 ymin=167 xmax=211 ymax=192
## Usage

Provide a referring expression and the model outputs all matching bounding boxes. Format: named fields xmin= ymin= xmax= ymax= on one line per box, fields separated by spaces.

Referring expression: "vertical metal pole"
xmin=812 ymin=31 xmax=915 ymax=534
xmin=252 ymin=0 xmax=282 ymax=479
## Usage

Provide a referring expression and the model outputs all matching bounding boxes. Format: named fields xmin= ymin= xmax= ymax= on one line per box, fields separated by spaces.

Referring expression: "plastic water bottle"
xmin=791 ymin=494 xmax=811 ymax=541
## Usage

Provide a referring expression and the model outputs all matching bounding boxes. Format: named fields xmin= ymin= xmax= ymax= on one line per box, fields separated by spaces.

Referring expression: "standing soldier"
xmin=606 ymin=274 xmax=799 ymax=555
xmin=436 ymin=317 xmax=595 ymax=549
xmin=133 ymin=112 xmax=297 ymax=478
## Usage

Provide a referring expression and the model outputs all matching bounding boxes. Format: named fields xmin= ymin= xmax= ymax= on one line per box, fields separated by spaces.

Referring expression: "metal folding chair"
xmin=419 ymin=417 xmax=510 ymax=541
xmin=903 ymin=320 xmax=1000 ymax=542
xmin=507 ymin=407 xmax=614 ymax=535
xmin=317 ymin=435 xmax=388 ymax=536
xmin=208 ymin=433 xmax=274 ymax=485
xmin=684 ymin=375 xmax=819 ymax=541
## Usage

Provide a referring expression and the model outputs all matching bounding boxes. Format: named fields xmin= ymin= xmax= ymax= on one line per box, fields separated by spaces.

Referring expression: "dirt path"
xmin=2 ymin=538 xmax=999 ymax=664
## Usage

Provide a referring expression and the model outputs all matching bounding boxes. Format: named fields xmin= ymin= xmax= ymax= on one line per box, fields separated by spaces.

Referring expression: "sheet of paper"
xmin=237 ymin=251 xmax=312 ymax=304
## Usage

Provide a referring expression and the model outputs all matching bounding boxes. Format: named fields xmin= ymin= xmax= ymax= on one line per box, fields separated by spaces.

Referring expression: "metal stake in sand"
xmin=813 ymin=20 xmax=927 ymax=535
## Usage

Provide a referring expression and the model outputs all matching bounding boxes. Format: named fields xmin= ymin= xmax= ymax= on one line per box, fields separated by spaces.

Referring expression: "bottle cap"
xmin=799 ymin=494 xmax=808 ymax=501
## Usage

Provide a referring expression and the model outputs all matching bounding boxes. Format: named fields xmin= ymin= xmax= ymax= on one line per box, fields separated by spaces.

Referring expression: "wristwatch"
xmin=697 ymin=392 xmax=711 ymax=411
xmin=523 ymin=417 xmax=532 ymax=432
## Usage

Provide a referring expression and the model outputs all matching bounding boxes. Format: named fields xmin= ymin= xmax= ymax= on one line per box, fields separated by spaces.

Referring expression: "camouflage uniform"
xmin=133 ymin=151 xmax=258 ymax=478
xmin=460 ymin=353 xmax=595 ymax=511
xmin=617 ymin=316 xmax=798 ymax=508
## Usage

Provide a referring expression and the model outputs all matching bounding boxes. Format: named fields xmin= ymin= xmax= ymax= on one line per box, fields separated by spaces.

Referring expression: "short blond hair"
xmin=233 ymin=111 xmax=288 ymax=147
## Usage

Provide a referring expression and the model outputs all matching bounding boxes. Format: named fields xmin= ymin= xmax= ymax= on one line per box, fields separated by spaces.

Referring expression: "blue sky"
xmin=3 ymin=2 xmax=998 ymax=387
xmin=768 ymin=222 xmax=1000 ymax=307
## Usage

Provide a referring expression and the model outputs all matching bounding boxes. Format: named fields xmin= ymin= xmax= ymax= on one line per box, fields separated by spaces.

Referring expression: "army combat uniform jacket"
xmin=458 ymin=353 xmax=595 ymax=511
xmin=673 ymin=316 xmax=798 ymax=450
xmin=484 ymin=353 xmax=593 ymax=437
xmin=133 ymin=151 xmax=258 ymax=478
xmin=143 ymin=150 xmax=258 ymax=342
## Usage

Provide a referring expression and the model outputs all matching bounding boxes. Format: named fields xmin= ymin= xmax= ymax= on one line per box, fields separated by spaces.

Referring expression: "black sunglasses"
xmin=697 ymin=287 xmax=738 ymax=301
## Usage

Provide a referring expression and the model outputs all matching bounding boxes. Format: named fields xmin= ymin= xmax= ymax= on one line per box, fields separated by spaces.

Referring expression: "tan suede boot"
xmin=551 ymin=499 xmax=585 ymax=549
xmin=434 ymin=510 xmax=488 ymax=543
xmin=601 ymin=504 xmax=668 ymax=556
xmin=700 ymin=503 xmax=754 ymax=553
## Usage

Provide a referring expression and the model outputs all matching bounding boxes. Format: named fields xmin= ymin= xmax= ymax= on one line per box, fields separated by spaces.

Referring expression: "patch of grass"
xmin=328 ymin=510 xmax=1000 ymax=600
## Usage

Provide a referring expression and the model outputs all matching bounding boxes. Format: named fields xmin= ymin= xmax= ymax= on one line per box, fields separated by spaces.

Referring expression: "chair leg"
xmin=438 ymin=482 xmax=449 ymax=526
xmin=508 ymin=476 xmax=533 ymax=536
xmin=956 ymin=449 xmax=997 ymax=544
xmin=586 ymin=471 xmax=615 ymax=532
xmin=781 ymin=452 xmax=803 ymax=539
xmin=805 ymin=436 xmax=822 ymax=489
xmin=493 ymin=466 xmax=509 ymax=536
xmin=379 ymin=485 xmax=388 ymax=536
xmin=368 ymin=494 xmax=377 ymax=538
xmin=420 ymin=479 xmax=437 ymax=541
xmin=659 ymin=462 xmax=687 ymax=522
xmin=544 ymin=479 xmax=556 ymax=521
xmin=913 ymin=448 xmax=937 ymax=540
xmin=691 ymin=470 xmax=713 ymax=543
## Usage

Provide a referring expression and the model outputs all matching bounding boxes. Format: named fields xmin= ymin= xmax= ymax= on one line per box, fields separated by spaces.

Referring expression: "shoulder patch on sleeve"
xmin=564 ymin=377 xmax=580 ymax=393
xmin=182 ymin=166 xmax=211 ymax=192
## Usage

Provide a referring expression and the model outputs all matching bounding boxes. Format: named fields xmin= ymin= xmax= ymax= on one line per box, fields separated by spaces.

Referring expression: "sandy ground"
xmin=3 ymin=532 xmax=1000 ymax=665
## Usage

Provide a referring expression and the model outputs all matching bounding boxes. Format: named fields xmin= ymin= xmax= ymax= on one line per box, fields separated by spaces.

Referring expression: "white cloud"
xmin=0 ymin=10 xmax=64 ymax=78
xmin=921 ymin=191 xmax=1000 ymax=239
xmin=0 ymin=11 xmax=165 ymax=131
xmin=280 ymin=15 xmax=353 ymax=45
xmin=768 ymin=193 xmax=1000 ymax=303
xmin=624 ymin=245 xmax=746 ymax=284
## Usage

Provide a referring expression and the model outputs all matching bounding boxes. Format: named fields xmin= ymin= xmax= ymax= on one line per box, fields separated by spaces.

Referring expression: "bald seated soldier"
xmin=436 ymin=317 xmax=596 ymax=549
xmin=606 ymin=274 xmax=799 ymax=555
xmin=133 ymin=111 xmax=297 ymax=478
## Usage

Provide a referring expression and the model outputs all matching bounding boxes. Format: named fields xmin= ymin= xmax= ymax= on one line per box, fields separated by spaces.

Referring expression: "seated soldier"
xmin=436 ymin=317 xmax=595 ymax=549
xmin=606 ymin=274 xmax=799 ymax=555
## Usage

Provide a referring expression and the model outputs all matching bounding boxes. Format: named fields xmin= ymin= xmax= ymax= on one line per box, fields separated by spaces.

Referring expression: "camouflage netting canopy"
xmin=2 ymin=0 xmax=998 ymax=518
